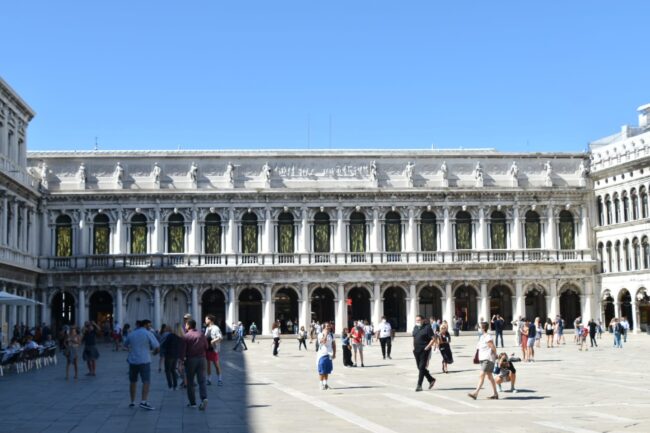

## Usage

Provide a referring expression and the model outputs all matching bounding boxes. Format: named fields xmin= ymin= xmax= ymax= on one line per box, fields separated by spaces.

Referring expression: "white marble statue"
xmin=509 ymin=161 xmax=519 ymax=187
xmin=40 ymin=162 xmax=49 ymax=188
xmin=225 ymin=162 xmax=235 ymax=185
xmin=369 ymin=160 xmax=378 ymax=184
xmin=151 ymin=162 xmax=162 ymax=184
xmin=188 ymin=162 xmax=199 ymax=184
xmin=114 ymin=162 xmax=124 ymax=187
xmin=544 ymin=160 xmax=553 ymax=187
xmin=473 ymin=162 xmax=484 ymax=187
xmin=405 ymin=161 xmax=415 ymax=186
xmin=439 ymin=161 xmax=448 ymax=187
xmin=77 ymin=163 xmax=87 ymax=187
xmin=577 ymin=160 xmax=588 ymax=187
xmin=262 ymin=162 xmax=272 ymax=185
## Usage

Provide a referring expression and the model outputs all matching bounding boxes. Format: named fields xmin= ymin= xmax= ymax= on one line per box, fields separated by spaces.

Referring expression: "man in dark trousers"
xmin=180 ymin=319 xmax=209 ymax=410
xmin=412 ymin=315 xmax=436 ymax=392
xmin=492 ymin=315 xmax=505 ymax=348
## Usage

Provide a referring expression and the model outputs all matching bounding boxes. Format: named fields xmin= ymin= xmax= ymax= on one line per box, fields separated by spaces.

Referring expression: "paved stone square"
xmin=1 ymin=332 xmax=649 ymax=433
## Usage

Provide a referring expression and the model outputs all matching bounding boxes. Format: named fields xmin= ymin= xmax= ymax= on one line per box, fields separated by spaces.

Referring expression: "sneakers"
xmin=511 ymin=388 xmax=518 ymax=393
xmin=320 ymin=383 xmax=325 ymax=391
xmin=415 ymin=386 xmax=423 ymax=392
xmin=217 ymin=380 xmax=223 ymax=386
xmin=129 ymin=402 xmax=135 ymax=408
xmin=139 ymin=402 xmax=155 ymax=410
xmin=428 ymin=378 xmax=436 ymax=390
xmin=187 ymin=403 xmax=197 ymax=408
xmin=497 ymin=384 xmax=503 ymax=392
xmin=199 ymin=399 xmax=208 ymax=411
xmin=324 ymin=384 xmax=330 ymax=390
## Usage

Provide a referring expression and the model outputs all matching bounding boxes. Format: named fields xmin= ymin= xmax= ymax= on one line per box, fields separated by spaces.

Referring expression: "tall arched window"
xmin=130 ymin=213 xmax=147 ymax=254
xmin=643 ymin=236 xmax=649 ymax=269
xmin=277 ymin=212 xmax=295 ymax=253
xmin=622 ymin=192 xmax=630 ymax=222
xmin=641 ymin=186 xmax=648 ymax=218
xmin=597 ymin=196 xmax=604 ymax=226
xmin=455 ymin=211 xmax=472 ymax=250
xmin=204 ymin=213 xmax=222 ymax=254
xmin=605 ymin=195 xmax=612 ymax=225
xmin=631 ymin=189 xmax=639 ymax=220
xmin=490 ymin=211 xmax=507 ymax=249
xmin=55 ymin=215 xmax=73 ymax=257
xmin=241 ymin=212 xmax=258 ymax=254
xmin=525 ymin=210 xmax=541 ymax=249
xmin=384 ymin=211 xmax=402 ymax=252
xmin=633 ymin=237 xmax=640 ymax=270
xmin=597 ymin=242 xmax=604 ymax=273
xmin=559 ymin=210 xmax=575 ymax=250
xmin=349 ymin=212 xmax=366 ymax=253
xmin=614 ymin=240 xmax=621 ymax=272
xmin=623 ymin=239 xmax=631 ymax=271
xmin=606 ymin=241 xmax=612 ymax=273
xmin=313 ymin=212 xmax=331 ymax=253
xmin=168 ymin=214 xmax=185 ymax=253
xmin=93 ymin=214 xmax=110 ymax=255
xmin=613 ymin=193 xmax=620 ymax=223
xmin=419 ymin=211 xmax=437 ymax=251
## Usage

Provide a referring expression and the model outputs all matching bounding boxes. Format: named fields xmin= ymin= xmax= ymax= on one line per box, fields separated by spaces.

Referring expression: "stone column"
xmin=512 ymin=205 xmax=521 ymax=250
xmin=299 ymin=207 xmax=308 ymax=253
xmin=406 ymin=207 xmax=415 ymax=252
xmin=114 ymin=209 xmax=123 ymax=254
xmin=549 ymin=279 xmax=559 ymax=319
xmin=480 ymin=281 xmax=488 ymax=323
xmin=442 ymin=207 xmax=451 ymax=251
xmin=372 ymin=281 xmax=382 ymax=326
xmin=0 ymin=195 xmax=7 ymax=246
xmin=28 ymin=290 xmax=36 ymax=327
xmin=370 ymin=207 xmax=380 ymax=253
xmin=28 ymin=208 xmax=37 ymax=255
xmin=226 ymin=287 xmax=237 ymax=328
xmin=79 ymin=209 xmax=88 ymax=255
xmin=190 ymin=208 xmax=199 ymax=254
xmin=153 ymin=287 xmax=161 ymax=331
xmin=115 ymin=287 xmax=123 ymax=327
xmin=335 ymin=207 xmax=344 ymax=253
xmin=20 ymin=289 xmax=28 ymax=326
xmin=631 ymin=299 xmax=639 ymax=334
xmin=582 ymin=279 xmax=593 ymax=322
xmin=42 ymin=290 xmax=50 ymax=327
xmin=263 ymin=208 xmax=273 ymax=255
xmin=11 ymin=199 xmax=18 ymax=248
xmin=443 ymin=281 xmax=453 ymax=323
xmin=579 ymin=205 xmax=589 ymax=250
xmin=41 ymin=203 xmax=51 ymax=256
xmin=191 ymin=286 xmax=199 ymax=321
xmin=78 ymin=288 xmax=86 ymax=325
xmin=226 ymin=208 xmax=236 ymax=254
xmin=407 ymin=282 xmax=417 ymax=330
xmin=8 ymin=287 xmax=17 ymax=331
xmin=613 ymin=300 xmax=620 ymax=319
xmin=21 ymin=205 xmax=28 ymax=252
xmin=299 ymin=282 xmax=309 ymax=330
xmin=477 ymin=208 xmax=486 ymax=250
xmin=336 ymin=283 xmax=347 ymax=335
xmin=515 ymin=280 xmax=524 ymax=320
xmin=545 ymin=296 xmax=552 ymax=319
xmin=546 ymin=206 xmax=557 ymax=250
xmin=263 ymin=284 xmax=273 ymax=336
xmin=153 ymin=208 xmax=161 ymax=254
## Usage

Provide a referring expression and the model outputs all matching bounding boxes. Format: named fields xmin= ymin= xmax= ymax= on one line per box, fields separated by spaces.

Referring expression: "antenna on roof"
xmin=94 ymin=137 xmax=99 ymax=151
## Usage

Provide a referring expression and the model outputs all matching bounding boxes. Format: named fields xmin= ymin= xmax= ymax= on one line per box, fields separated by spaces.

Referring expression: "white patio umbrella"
xmin=0 ymin=291 xmax=42 ymax=306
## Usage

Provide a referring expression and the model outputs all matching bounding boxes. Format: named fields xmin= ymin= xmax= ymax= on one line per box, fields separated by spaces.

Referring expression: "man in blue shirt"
xmin=232 ymin=322 xmax=248 ymax=351
xmin=124 ymin=320 xmax=160 ymax=410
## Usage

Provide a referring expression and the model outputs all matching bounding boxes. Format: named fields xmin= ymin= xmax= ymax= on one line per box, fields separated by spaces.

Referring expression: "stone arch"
xmin=559 ymin=284 xmax=581 ymax=327
xmin=274 ymin=287 xmax=299 ymax=333
xmin=125 ymin=289 xmax=153 ymax=328
xmin=618 ymin=288 xmax=634 ymax=330
xmin=88 ymin=289 xmax=114 ymax=326
xmin=239 ymin=288 xmax=263 ymax=333
xmin=49 ymin=289 xmax=77 ymax=333
xmin=308 ymin=284 xmax=337 ymax=300
xmin=452 ymin=282 xmax=479 ymax=297
xmin=383 ymin=286 xmax=407 ymax=331
xmin=162 ymin=288 xmax=190 ymax=329
xmin=236 ymin=285 xmax=265 ymax=301
xmin=345 ymin=283 xmax=373 ymax=299
xmin=453 ymin=284 xmax=478 ymax=330
xmin=489 ymin=283 xmax=513 ymax=328
xmin=347 ymin=286 xmax=371 ymax=328
xmin=381 ymin=283 xmax=408 ymax=298
xmin=636 ymin=287 xmax=650 ymax=331
xmin=310 ymin=286 xmax=336 ymax=324
xmin=523 ymin=283 xmax=546 ymax=322
xmin=418 ymin=285 xmax=443 ymax=320
xmin=343 ymin=207 xmax=371 ymax=220
xmin=272 ymin=284 xmax=301 ymax=300
xmin=201 ymin=287 xmax=227 ymax=331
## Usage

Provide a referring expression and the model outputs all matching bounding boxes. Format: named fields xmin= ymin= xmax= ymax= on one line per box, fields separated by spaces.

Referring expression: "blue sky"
xmin=3 ymin=1 xmax=649 ymax=153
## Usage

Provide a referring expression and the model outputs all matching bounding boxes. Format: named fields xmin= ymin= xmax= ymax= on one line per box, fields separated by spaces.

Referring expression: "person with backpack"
xmin=249 ymin=322 xmax=258 ymax=343
xmin=613 ymin=318 xmax=624 ymax=348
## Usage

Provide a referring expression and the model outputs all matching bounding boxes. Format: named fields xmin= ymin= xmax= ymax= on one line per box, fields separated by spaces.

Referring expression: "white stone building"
xmin=591 ymin=104 xmax=650 ymax=332
xmin=3 ymin=77 xmax=646 ymax=339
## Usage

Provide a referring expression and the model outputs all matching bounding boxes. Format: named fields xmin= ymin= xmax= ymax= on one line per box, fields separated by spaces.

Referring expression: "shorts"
xmin=527 ymin=337 xmax=536 ymax=347
xmin=480 ymin=360 xmax=495 ymax=373
xmin=206 ymin=351 xmax=219 ymax=362
xmin=351 ymin=343 xmax=363 ymax=352
xmin=499 ymin=370 xmax=511 ymax=381
xmin=129 ymin=363 xmax=151 ymax=384
xmin=318 ymin=356 xmax=333 ymax=375
xmin=545 ymin=329 xmax=553 ymax=336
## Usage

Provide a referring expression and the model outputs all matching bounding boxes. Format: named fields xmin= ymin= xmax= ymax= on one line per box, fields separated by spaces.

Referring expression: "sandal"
xmin=467 ymin=393 xmax=477 ymax=400
xmin=487 ymin=394 xmax=499 ymax=400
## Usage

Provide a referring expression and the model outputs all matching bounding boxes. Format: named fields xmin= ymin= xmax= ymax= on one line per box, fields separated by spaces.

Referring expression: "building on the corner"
xmin=590 ymin=104 xmax=650 ymax=331
xmin=1 ymin=76 xmax=648 ymax=340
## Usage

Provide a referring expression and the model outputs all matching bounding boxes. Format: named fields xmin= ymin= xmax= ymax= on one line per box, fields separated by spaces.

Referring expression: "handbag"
xmin=473 ymin=349 xmax=479 ymax=364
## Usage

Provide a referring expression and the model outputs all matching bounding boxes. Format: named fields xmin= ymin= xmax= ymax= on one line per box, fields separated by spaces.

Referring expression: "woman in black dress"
xmin=438 ymin=324 xmax=453 ymax=373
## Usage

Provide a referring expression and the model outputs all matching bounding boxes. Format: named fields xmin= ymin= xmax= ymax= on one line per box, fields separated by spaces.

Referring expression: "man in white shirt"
xmin=204 ymin=314 xmax=223 ymax=386
xmin=621 ymin=317 xmax=630 ymax=342
xmin=317 ymin=322 xmax=336 ymax=390
xmin=377 ymin=316 xmax=393 ymax=360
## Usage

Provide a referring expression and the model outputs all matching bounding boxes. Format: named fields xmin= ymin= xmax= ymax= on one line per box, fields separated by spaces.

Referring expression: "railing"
xmin=36 ymin=249 xmax=593 ymax=270
xmin=0 ymin=245 xmax=39 ymax=269
xmin=0 ymin=156 xmax=39 ymax=189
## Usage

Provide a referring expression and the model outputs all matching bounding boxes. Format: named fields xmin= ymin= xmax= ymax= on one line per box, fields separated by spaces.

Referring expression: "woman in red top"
xmin=349 ymin=321 xmax=365 ymax=367
xmin=520 ymin=319 xmax=529 ymax=362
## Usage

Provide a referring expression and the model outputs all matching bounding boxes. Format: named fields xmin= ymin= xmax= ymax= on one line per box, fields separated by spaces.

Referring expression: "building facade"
xmin=591 ymin=104 xmax=650 ymax=332
xmin=1 ymin=77 xmax=647 ymax=339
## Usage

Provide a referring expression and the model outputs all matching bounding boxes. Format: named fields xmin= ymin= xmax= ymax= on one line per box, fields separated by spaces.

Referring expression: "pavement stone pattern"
xmin=1 ymin=332 xmax=649 ymax=433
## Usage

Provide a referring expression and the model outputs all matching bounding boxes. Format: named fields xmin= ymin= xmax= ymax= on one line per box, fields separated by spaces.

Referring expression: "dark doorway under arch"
xmin=202 ymin=289 xmax=226 ymax=332
xmin=454 ymin=285 xmax=477 ymax=330
xmin=419 ymin=286 xmax=443 ymax=320
xmin=347 ymin=287 xmax=371 ymax=328
xmin=619 ymin=290 xmax=634 ymax=330
xmin=525 ymin=288 xmax=547 ymax=321
xmin=489 ymin=285 xmax=513 ymax=329
xmin=89 ymin=290 xmax=113 ymax=328
xmin=51 ymin=291 xmax=76 ymax=334
xmin=239 ymin=289 xmax=263 ymax=334
xmin=275 ymin=288 xmax=299 ymax=333
xmin=384 ymin=287 xmax=407 ymax=331
xmin=311 ymin=287 xmax=335 ymax=324
xmin=560 ymin=288 xmax=581 ymax=327
xmin=603 ymin=295 xmax=615 ymax=327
